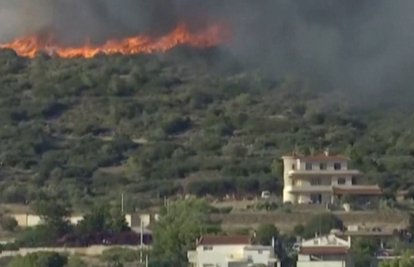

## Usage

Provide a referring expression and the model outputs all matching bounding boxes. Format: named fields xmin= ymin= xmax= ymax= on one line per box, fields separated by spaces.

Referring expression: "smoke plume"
xmin=0 ymin=0 xmax=413 ymax=96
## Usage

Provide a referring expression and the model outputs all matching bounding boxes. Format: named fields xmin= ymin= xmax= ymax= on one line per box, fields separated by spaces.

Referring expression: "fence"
xmin=0 ymin=245 xmax=147 ymax=258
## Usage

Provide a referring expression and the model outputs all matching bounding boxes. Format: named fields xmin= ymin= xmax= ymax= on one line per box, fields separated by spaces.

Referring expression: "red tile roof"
xmin=333 ymin=185 xmax=382 ymax=195
xmin=301 ymin=153 xmax=349 ymax=161
xmin=282 ymin=151 xmax=349 ymax=161
xmin=197 ymin=235 xmax=252 ymax=245
xmin=299 ymin=246 xmax=349 ymax=255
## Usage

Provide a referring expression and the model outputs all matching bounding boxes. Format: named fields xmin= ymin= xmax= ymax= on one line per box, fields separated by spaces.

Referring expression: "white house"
xmin=187 ymin=235 xmax=281 ymax=267
xmin=281 ymin=149 xmax=381 ymax=205
xmin=297 ymin=234 xmax=354 ymax=267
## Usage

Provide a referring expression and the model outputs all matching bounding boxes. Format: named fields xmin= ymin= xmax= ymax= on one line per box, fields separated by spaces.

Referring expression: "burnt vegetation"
xmin=0 ymin=44 xmax=412 ymax=209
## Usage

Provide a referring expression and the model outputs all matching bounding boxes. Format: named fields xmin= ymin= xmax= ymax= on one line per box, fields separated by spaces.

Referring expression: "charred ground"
xmin=0 ymin=46 xmax=412 ymax=209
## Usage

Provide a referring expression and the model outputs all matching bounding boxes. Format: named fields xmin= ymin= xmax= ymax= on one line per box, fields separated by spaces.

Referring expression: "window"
xmin=313 ymin=239 xmax=319 ymax=245
xmin=334 ymin=163 xmax=342 ymax=170
xmin=319 ymin=163 xmax=327 ymax=170
xmin=203 ymin=246 xmax=213 ymax=251
xmin=352 ymin=177 xmax=357 ymax=185
xmin=306 ymin=162 xmax=312 ymax=170
xmin=292 ymin=164 xmax=296 ymax=170
xmin=258 ymin=250 xmax=263 ymax=254
xmin=337 ymin=178 xmax=346 ymax=185
xmin=311 ymin=178 xmax=322 ymax=186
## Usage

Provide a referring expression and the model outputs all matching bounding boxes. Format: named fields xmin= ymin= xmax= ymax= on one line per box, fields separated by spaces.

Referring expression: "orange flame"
xmin=0 ymin=22 xmax=228 ymax=58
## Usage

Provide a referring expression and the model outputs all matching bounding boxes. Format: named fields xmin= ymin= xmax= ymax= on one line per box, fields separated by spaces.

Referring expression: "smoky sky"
xmin=0 ymin=0 xmax=414 ymax=95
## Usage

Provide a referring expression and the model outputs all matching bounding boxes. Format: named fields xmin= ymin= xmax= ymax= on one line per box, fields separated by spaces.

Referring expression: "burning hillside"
xmin=0 ymin=22 xmax=228 ymax=58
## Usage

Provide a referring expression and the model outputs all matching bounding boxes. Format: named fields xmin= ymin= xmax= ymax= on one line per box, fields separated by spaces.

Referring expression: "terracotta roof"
xmin=197 ymin=235 xmax=252 ymax=246
xmin=333 ymin=185 xmax=382 ymax=195
xmin=300 ymin=153 xmax=349 ymax=161
xmin=282 ymin=151 xmax=349 ymax=161
xmin=299 ymin=246 xmax=349 ymax=255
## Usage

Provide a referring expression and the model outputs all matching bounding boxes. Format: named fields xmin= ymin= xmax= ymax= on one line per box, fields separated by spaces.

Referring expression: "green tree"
xmin=303 ymin=213 xmax=343 ymax=238
xmin=271 ymin=159 xmax=283 ymax=177
xmin=353 ymin=237 xmax=380 ymax=267
xmin=151 ymin=198 xmax=217 ymax=267
xmin=107 ymin=208 xmax=130 ymax=233
xmin=408 ymin=213 xmax=414 ymax=236
xmin=0 ymin=216 xmax=18 ymax=232
xmin=380 ymin=251 xmax=414 ymax=267
xmin=16 ymin=225 xmax=54 ymax=247
xmin=66 ymin=256 xmax=88 ymax=267
xmin=31 ymin=200 xmax=72 ymax=239
xmin=75 ymin=205 xmax=110 ymax=236
xmin=75 ymin=205 xmax=129 ymax=237
xmin=7 ymin=252 xmax=67 ymax=267
xmin=256 ymin=223 xmax=279 ymax=245
xmin=293 ymin=224 xmax=305 ymax=236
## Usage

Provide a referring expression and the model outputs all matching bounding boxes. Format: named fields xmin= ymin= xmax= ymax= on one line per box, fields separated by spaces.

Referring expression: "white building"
xmin=297 ymin=234 xmax=354 ymax=267
xmin=188 ymin=235 xmax=281 ymax=267
xmin=281 ymin=149 xmax=381 ymax=204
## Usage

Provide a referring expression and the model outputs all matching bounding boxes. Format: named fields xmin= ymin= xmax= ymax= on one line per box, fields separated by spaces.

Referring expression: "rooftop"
xmin=282 ymin=150 xmax=349 ymax=161
xmin=197 ymin=235 xmax=252 ymax=246
xmin=299 ymin=246 xmax=349 ymax=255
xmin=336 ymin=231 xmax=395 ymax=238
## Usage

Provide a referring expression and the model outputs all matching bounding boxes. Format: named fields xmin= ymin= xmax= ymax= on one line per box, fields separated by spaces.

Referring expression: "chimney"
xmin=324 ymin=148 xmax=329 ymax=156
xmin=271 ymin=237 xmax=275 ymax=248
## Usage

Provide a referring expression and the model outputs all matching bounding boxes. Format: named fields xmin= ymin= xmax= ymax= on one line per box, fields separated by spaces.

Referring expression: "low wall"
xmin=10 ymin=214 xmax=133 ymax=228
xmin=0 ymin=245 xmax=146 ymax=258
xmin=213 ymin=210 xmax=409 ymax=230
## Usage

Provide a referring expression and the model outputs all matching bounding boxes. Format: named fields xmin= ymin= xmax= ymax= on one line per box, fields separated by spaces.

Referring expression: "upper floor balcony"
xmin=288 ymin=169 xmax=361 ymax=177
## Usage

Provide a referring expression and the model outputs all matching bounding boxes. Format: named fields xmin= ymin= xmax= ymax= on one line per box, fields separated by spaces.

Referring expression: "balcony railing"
xmin=289 ymin=186 xmax=333 ymax=193
xmin=288 ymin=169 xmax=361 ymax=176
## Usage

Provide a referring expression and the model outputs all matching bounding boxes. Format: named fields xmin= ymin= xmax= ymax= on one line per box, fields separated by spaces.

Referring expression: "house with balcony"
xmin=187 ymin=235 xmax=281 ymax=267
xmin=282 ymin=149 xmax=381 ymax=206
xmin=297 ymin=234 xmax=354 ymax=267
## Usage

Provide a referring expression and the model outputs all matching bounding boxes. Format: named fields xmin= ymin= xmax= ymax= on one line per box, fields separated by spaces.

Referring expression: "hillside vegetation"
xmin=0 ymin=46 xmax=413 ymax=210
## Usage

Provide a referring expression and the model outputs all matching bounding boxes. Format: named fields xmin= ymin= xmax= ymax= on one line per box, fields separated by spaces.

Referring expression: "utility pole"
xmin=121 ymin=192 xmax=124 ymax=213
xmin=140 ymin=220 xmax=144 ymax=264
xmin=145 ymin=254 xmax=149 ymax=267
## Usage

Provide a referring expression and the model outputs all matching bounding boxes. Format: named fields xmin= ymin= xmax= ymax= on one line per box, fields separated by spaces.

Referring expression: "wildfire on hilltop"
xmin=0 ymin=22 xmax=229 ymax=58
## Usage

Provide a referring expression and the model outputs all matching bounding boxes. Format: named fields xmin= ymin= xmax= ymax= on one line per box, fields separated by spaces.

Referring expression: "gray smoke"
xmin=0 ymin=0 xmax=413 ymax=95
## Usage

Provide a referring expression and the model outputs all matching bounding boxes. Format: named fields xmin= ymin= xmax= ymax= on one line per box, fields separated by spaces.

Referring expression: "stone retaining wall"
xmin=212 ymin=210 xmax=409 ymax=229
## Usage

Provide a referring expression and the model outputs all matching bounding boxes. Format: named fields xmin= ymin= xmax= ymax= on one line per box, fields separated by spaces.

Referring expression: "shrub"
xmin=0 ymin=216 xmax=18 ymax=232
xmin=256 ymin=224 xmax=279 ymax=245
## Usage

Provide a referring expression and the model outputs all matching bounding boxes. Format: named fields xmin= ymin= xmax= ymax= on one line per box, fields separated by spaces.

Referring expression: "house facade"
xmin=187 ymin=235 xmax=281 ymax=267
xmin=282 ymin=149 xmax=381 ymax=205
xmin=297 ymin=234 xmax=354 ymax=267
